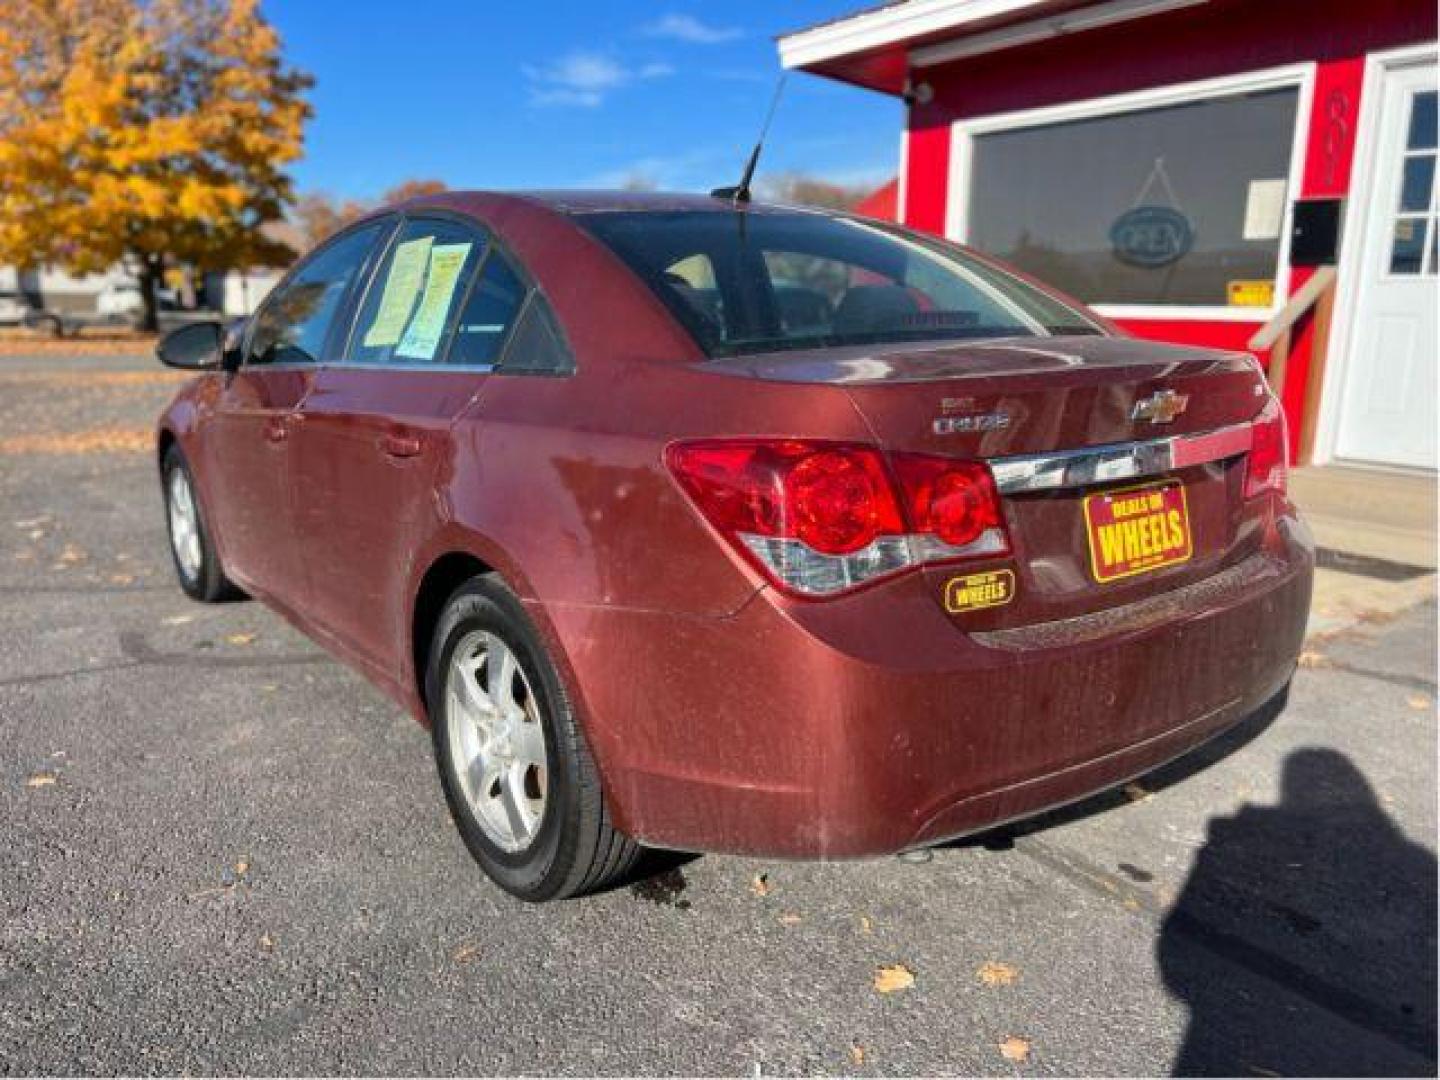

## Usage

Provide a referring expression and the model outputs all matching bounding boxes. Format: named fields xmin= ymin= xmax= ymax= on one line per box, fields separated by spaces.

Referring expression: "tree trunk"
xmin=137 ymin=255 xmax=162 ymax=333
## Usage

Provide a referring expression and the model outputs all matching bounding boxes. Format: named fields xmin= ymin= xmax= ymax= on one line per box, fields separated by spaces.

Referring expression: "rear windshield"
xmin=575 ymin=208 xmax=1103 ymax=357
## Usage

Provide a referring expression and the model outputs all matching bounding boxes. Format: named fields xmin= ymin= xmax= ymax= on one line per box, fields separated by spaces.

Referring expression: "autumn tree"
xmin=0 ymin=0 xmax=311 ymax=330
xmin=758 ymin=172 xmax=876 ymax=211
xmin=293 ymin=179 xmax=448 ymax=250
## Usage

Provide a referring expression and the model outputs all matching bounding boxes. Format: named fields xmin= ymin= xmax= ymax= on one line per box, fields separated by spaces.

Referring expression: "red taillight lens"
xmin=666 ymin=439 xmax=1009 ymax=597
xmin=1245 ymin=398 xmax=1289 ymax=500
xmin=891 ymin=456 xmax=1006 ymax=549
xmin=665 ymin=441 xmax=903 ymax=554
xmin=786 ymin=448 xmax=899 ymax=554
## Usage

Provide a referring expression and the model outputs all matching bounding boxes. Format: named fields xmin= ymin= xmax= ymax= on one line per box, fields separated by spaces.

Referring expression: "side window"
xmin=247 ymin=222 xmax=386 ymax=366
xmin=498 ymin=293 xmax=574 ymax=374
xmin=448 ymin=251 xmax=526 ymax=368
xmin=348 ymin=218 xmax=487 ymax=366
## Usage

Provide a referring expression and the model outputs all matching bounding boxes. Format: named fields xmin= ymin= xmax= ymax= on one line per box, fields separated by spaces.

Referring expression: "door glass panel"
xmin=1399 ymin=155 xmax=1435 ymax=212
xmin=348 ymin=219 xmax=487 ymax=366
xmin=1389 ymin=217 xmax=1428 ymax=275
xmin=448 ymin=252 xmax=525 ymax=367
xmin=248 ymin=222 xmax=386 ymax=366
xmin=1406 ymin=90 xmax=1437 ymax=150
xmin=967 ymin=87 xmax=1299 ymax=306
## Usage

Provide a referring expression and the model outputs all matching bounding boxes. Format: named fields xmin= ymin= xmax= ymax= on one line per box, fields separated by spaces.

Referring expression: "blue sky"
xmin=263 ymin=1 xmax=900 ymax=199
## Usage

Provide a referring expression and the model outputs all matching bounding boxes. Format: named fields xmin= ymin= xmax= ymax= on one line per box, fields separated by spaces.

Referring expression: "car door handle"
xmin=378 ymin=433 xmax=423 ymax=459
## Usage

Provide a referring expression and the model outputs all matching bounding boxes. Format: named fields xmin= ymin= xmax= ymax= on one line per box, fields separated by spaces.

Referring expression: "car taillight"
xmin=1245 ymin=397 xmax=1289 ymax=500
xmin=665 ymin=439 xmax=1009 ymax=597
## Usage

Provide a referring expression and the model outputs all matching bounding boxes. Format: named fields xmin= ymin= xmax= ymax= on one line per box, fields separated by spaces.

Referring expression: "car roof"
xmin=386 ymin=189 xmax=844 ymax=219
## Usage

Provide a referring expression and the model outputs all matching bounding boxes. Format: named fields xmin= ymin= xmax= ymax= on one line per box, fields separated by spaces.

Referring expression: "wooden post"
xmin=1298 ymin=277 xmax=1338 ymax=465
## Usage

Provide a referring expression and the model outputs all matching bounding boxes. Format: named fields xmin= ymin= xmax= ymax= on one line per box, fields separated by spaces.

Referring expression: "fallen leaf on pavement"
xmin=999 ymin=1036 xmax=1031 ymax=1063
xmin=849 ymin=1044 xmax=866 ymax=1066
xmin=234 ymin=858 xmax=249 ymax=876
xmin=163 ymin=614 xmax=195 ymax=626
xmin=1406 ymin=694 xmax=1432 ymax=710
xmin=858 ymin=916 xmax=873 ymax=934
xmin=226 ymin=633 xmax=257 ymax=646
xmin=873 ymin=964 xmax=914 ymax=994
xmin=259 ymin=933 xmax=275 ymax=951
xmin=25 ymin=772 xmax=57 ymax=788
xmin=777 ymin=912 xmax=802 ymax=926
xmin=452 ymin=942 xmax=482 ymax=964
xmin=977 ymin=961 xmax=1018 ymax=986
xmin=1297 ymin=650 xmax=1328 ymax=669
xmin=750 ymin=873 xmax=772 ymax=898
xmin=1123 ymin=782 xmax=1152 ymax=803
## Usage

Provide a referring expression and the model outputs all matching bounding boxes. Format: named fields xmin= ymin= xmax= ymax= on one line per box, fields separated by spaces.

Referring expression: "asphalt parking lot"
xmin=1 ymin=351 xmax=1436 ymax=1076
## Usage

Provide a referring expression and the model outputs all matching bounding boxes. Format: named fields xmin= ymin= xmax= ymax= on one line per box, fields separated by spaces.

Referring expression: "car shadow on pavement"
xmin=1156 ymin=747 xmax=1437 ymax=1076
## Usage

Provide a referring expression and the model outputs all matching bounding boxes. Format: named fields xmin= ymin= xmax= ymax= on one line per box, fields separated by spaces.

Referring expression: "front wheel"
xmin=427 ymin=574 xmax=640 ymax=901
xmin=162 ymin=445 xmax=242 ymax=603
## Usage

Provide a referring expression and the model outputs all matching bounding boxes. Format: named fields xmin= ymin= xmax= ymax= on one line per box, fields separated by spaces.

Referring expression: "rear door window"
xmin=448 ymin=251 xmax=526 ymax=368
xmin=348 ymin=218 xmax=488 ymax=366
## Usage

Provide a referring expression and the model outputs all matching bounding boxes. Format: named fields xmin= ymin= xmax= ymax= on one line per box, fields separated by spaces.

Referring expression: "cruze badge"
xmin=933 ymin=398 xmax=1012 ymax=435
xmin=1131 ymin=390 xmax=1190 ymax=424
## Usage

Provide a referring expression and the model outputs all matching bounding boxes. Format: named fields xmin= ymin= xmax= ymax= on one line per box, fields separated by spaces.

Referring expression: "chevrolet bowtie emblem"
xmin=1131 ymin=390 xmax=1190 ymax=424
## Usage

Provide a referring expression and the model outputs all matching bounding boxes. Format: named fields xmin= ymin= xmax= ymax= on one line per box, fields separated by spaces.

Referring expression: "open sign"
xmin=1110 ymin=206 xmax=1194 ymax=268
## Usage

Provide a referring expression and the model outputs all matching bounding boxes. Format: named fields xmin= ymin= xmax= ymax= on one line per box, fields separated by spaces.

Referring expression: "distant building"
xmin=779 ymin=0 xmax=1438 ymax=471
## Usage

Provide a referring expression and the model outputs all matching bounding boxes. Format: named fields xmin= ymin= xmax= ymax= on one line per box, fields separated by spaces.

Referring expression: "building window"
xmin=965 ymin=86 xmax=1300 ymax=308
xmin=1389 ymin=89 xmax=1437 ymax=276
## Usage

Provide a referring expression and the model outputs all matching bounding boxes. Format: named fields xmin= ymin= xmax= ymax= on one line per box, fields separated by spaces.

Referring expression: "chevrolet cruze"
xmin=155 ymin=191 xmax=1313 ymax=900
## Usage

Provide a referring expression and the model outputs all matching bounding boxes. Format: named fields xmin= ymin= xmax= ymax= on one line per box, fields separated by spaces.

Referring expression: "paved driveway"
xmin=1 ymin=353 xmax=1435 ymax=1075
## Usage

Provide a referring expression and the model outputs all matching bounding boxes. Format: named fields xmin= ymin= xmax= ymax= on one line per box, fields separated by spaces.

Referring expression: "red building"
xmin=780 ymin=0 xmax=1437 ymax=471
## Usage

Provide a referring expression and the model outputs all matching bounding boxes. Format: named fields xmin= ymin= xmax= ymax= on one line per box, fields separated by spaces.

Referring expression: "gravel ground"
xmin=1 ymin=353 xmax=1435 ymax=1076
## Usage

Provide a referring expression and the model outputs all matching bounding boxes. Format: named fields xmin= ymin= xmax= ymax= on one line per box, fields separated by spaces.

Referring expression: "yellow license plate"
xmin=1083 ymin=480 xmax=1193 ymax=583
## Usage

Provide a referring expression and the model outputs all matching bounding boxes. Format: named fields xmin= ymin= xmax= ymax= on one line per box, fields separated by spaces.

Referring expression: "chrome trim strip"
xmin=989 ymin=422 xmax=1252 ymax=494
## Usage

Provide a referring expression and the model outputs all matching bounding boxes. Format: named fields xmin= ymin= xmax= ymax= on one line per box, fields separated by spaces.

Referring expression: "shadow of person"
xmin=1158 ymin=748 xmax=1437 ymax=1076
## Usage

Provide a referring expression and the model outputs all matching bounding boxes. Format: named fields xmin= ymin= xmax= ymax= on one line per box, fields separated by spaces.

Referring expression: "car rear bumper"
xmin=541 ymin=512 xmax=1313 ymax=859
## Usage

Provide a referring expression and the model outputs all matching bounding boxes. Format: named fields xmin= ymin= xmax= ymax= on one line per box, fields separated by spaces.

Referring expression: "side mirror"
xmin=156 ymin=321 xmax=223 ymax=371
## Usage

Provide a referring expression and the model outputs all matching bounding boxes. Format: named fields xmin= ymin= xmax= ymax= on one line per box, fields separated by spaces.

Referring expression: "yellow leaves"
xmin=0 ymin=0 xmax=311 ymax=280
xmin=225 ymin=632 xmax=257 ymax=647
xmin=1123 ymin=782 xmax=1153 ymax=803
xmin=749 ymin=873 xmax=772 ymax=898
xmin=872 ymin=964 xmax=915 ymax=994
xmin=848 ymin=1044 xmax=866 ymax=1066
xmin=976 ymin=961 xmax=1018 ymax=987
xmin=1406 ymin=694 xmax=1432 ymax=711
xmin=999 ymin=1036 xmax=1031 ymax=1063
xmin=451 ymin=942 xmax=482 ymax=964
xmin=25 ymin=772 xmax=58 ymax=788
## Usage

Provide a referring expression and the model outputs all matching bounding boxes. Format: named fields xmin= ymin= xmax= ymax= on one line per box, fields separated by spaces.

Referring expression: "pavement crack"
xmin=1311 ymin=660 xmax=1437 ymax=693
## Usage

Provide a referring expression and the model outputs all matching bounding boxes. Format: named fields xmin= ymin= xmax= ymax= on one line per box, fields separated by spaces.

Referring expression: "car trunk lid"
xmin=707 ymin=335 xmax=1272 ymax=628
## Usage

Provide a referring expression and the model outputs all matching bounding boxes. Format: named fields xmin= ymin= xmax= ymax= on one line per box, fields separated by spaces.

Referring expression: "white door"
xmin=1335 ymin=58 xmax=1438 ymax=470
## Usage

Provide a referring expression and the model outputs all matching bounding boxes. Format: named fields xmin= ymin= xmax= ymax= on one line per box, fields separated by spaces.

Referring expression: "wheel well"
xmin=412 ymin=552 xmax=493 ymax=714
xmin=157 ymin=428 xmax=176 ymax=471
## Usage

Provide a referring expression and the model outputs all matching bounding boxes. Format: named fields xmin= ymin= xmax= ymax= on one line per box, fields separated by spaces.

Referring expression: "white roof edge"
xmin=778 ymin=0 xmax=1054 ymax=70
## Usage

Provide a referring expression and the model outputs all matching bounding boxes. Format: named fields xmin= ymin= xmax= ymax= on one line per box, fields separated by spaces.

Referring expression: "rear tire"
xmin=162 ymin=445 xmax=242 ymax=603
xmin=427 ymin=574 xmax=641 ymax=901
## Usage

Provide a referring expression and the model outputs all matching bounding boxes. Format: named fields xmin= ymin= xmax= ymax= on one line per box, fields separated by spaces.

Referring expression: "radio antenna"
xmin=710 ymin=73 xmax=787 ymax=205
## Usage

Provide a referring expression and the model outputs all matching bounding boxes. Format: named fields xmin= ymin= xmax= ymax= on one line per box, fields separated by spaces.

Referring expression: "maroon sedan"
xmin=155 ymin=191 xmax=1312 ymax=900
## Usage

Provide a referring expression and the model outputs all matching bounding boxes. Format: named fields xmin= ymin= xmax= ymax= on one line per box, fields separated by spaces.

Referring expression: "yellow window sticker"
xmin=943 ymin=569 xmax=1015 ymax=613
xmin=396 ymin=243 xmax=472 ymax=361
xmin=362 ymin=236 xmax=432 ymax=347
xmin=1227 ymin=280 xmax=1275 ymax=307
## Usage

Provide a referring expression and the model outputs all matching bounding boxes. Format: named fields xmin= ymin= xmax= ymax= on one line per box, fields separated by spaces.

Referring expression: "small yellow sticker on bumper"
xmin=943 ymin=569 xmax=1015 ymax=613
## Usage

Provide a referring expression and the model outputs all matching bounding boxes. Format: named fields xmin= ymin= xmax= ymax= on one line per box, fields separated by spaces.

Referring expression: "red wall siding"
xmin=900 ymin=0 xmax=1436 ymax=457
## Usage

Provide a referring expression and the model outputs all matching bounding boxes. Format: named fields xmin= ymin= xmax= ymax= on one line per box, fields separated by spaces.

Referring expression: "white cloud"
xmin=642 ymin=13 xmax=742 ymax=44
xmin=524 ymin=51 xmax=673 ymax=108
